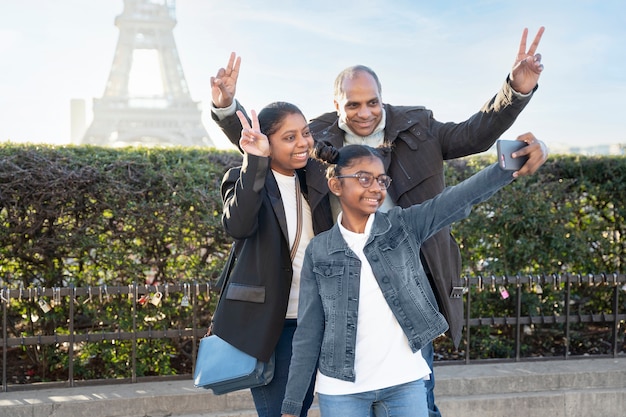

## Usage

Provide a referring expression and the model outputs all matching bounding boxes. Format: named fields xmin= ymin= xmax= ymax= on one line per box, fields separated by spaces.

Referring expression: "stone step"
xmin=1 ymin=357 xmax=624 ymax=417
xmin=437 ymin=386 xmax=626 ymax=417
xmin=432 ymin=357 xmax=626 ymax=417
xmin=433 ymin=357 xmax=626 ymax=396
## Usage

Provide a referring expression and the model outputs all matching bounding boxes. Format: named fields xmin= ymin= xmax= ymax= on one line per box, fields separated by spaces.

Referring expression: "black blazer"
xmin=212 ymin=153 xmax=307 ymax=362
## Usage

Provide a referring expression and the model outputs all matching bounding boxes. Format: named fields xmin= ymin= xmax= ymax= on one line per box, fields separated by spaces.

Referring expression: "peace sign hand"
xmin=211 ymin=52 xmax=241 ymax=108
xmin=510 ymin=27 xmax=545 ymax=94
xmin=237 ymin=110 xmax=270 ymax=157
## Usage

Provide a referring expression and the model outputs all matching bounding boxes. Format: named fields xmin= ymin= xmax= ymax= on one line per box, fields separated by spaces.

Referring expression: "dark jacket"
xmin=212 ymin=78 xmax=536 ymax=347
xmin=211 ymin=153 xmax=308 ymax=362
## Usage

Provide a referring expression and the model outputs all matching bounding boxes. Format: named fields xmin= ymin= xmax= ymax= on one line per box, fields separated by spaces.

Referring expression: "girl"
xmin=212 ymin=102 xmax=316 ymax=417
xmin=281 ymin=143 xmax=544 ymax=417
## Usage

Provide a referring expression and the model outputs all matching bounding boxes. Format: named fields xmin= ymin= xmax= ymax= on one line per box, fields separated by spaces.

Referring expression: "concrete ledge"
xmin=0 ymin=357 xmax=623 ymax=417
xmin=0 ymin=381 xmax=251 ymax=417
xmin=438 ymin=387 xmax=626 ymax=417
xmin=435 ymin=357 xmax=626 ymax=395
xmin=434 ymin=357 xmax=626 ymax=417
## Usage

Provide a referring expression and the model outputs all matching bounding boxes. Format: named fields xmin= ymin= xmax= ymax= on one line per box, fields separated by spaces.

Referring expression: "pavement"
xmin=1 ymin=356 xmax=625 ymax=417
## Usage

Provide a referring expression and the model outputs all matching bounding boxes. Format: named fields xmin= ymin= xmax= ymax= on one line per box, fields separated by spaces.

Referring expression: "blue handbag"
xmin=193 ymin=242 xmax=274 ymax=395
xmin=193 ymin=334 xmax=275 ymax=395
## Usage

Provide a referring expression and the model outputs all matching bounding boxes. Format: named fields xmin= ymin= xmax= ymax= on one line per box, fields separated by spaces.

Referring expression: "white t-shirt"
xmin=273 ymin=170 xmax=313 ymax=319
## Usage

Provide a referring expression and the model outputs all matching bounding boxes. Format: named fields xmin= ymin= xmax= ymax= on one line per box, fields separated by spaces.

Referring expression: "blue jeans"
xmin=318 ymin=379 xmax=428 ymax=417
xmin=250 ymin=319 xmax=315 ymax=417
xmin=421 ymin=341 xmax=442 ymax=417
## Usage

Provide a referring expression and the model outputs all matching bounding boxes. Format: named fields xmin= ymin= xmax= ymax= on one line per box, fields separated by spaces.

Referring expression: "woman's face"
xmin=268 ymin=113 xmax=313 ymax=176
xmin=331 ymin=156 xmax=387 ymax=227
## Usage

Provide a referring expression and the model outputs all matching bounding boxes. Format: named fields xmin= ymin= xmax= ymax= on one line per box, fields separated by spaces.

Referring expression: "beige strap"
xmin=289 ymin=177 xmax=303 ymax=262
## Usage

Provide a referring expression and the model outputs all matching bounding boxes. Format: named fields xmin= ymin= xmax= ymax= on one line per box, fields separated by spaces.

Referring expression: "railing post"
xmin=68 ymin=285 xmax=75 ymax=387
xmin=192 ymin=281 xmax=198 ymax=374
xmin=515 ymin=275 xmax=521 ymax=362
xmin=2 ymin=287 xmax=7 ymax=392
xmin=465 ymin=276 xmax=472 ymax=365
xmin=612 ymin=273 xmax=620 ymax=358
xmin=131 ymin=282 xmax=137 ymax=383
xmin=564 ymin=274 xmax=571 ymax=360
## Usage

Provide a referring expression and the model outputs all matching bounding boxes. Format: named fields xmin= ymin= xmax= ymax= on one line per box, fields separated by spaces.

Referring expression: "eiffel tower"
xmin=81 ymin=0 xmax=213 ymax=147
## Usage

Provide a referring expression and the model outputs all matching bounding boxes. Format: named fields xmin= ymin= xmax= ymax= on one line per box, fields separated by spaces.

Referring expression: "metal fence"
xmin=458 ymin=273 xmax=625 ymax=363
xmin=2 ymin=273 xmax=625 ymax=392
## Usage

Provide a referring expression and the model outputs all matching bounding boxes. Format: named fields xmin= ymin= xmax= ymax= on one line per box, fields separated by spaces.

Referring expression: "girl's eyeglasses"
xmin=335 ymin=172 xmax=392 ymax=189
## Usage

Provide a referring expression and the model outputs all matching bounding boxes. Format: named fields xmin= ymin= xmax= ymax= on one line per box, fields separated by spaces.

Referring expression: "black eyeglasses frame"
xmin=335 ymin=172 xmax=392 ymax=189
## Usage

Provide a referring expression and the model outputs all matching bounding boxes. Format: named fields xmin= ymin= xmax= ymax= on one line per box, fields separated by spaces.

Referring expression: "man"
xmin=211 ymin=27 xmax=547 ymax=417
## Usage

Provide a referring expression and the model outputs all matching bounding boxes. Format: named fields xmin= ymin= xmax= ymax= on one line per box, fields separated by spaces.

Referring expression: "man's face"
xmin=334 ymin=72 xmax=383 ymax=137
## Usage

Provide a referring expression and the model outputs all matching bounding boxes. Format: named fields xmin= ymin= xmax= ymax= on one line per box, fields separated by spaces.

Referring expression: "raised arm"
xmin=436 ymin=28 xmax=546 ymax=163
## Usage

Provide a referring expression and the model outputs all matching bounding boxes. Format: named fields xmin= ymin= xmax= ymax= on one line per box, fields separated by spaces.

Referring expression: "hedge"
xmin=0 ymin=144 xmax=624 ymax=380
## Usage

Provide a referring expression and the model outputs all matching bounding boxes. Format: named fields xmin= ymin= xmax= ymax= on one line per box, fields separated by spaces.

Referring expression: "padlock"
xmin=38 ymin=298 xmax=52 ymax=313
xmin=150 ymin=291 xmax=163 ymax=307
xmin=498 ymin=285 xmax=509 ymax=300
xmin=180 ymin=295 xmax=189 ymax=307
xmin=138 ymin=294 xmax=150 ymax=306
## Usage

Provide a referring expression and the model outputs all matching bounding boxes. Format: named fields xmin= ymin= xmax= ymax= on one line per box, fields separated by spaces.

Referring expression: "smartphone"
xmin=496 ymin=140 xmax=528 ymax=171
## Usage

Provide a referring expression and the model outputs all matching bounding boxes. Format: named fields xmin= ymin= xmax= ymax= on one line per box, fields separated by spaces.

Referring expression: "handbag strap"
xmin=207 ymin=241 xmax=238 ymax=336
xmin=215 ymin=241 xmax=238 ymax=294
xmin=289 ymin=176 xmax=303 ymax=262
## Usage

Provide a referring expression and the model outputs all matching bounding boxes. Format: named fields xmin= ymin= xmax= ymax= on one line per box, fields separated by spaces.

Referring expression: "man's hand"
xmin=511 ymin=132 xmax=548 ymax=178
xmin=510 ymin=27 xmax=545 ymax=94
xmin=211 ymin=52 xmax=241 ymax=108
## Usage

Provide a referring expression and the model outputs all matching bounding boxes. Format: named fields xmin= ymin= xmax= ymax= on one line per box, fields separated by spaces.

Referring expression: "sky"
xmin=1 ymin=0 xmax=625 ymax=152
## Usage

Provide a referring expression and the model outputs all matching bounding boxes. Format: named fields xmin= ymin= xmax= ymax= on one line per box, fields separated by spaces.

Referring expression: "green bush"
xmin=446 ymin=154 xmax=625 ymax=359
xmin=448 ymin=154 xmax=625 ymax=276
xmin=0 ymin=144 xmax=242 ymax=381
xmin=0 ymin=144 xmax=624 ymax=378
xmin=0 ymin=144 xmax=242 ymax=286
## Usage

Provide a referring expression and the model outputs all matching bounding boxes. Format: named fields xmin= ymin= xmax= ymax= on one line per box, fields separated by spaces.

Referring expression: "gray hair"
xmin=333 ymin=65 xmax=382 ymax=100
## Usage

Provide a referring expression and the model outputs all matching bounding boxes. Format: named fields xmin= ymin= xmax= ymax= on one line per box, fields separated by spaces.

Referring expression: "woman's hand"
xmin=237 ymin=110 xmax=270 ymax=157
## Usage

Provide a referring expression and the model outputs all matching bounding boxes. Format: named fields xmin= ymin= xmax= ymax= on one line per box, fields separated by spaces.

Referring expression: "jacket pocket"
xmin=313 ymin=263 xmax=344 ymax=299
xmin=379 ymin=228 xmax=415 ymax=272
xmin=225 ymin=283 xmax=265 ymax=303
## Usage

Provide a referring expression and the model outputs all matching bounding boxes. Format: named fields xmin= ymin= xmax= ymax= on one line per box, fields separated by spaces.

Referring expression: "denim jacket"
xmin=282 ymin=163 xmax=514 ymax=416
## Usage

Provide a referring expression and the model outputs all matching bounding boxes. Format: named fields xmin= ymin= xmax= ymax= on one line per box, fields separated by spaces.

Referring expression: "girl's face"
xmin=268 ymin=113 xmax=313 ymax=176
xmin=329 ymin=156 xmax=387 ymax=231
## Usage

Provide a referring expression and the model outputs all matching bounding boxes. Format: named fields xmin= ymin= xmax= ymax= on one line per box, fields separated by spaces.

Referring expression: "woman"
xmin=281 ymin=143 xmax=545 ymax=417
xmin=212 ymin=103 xmax=316 ymax=417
